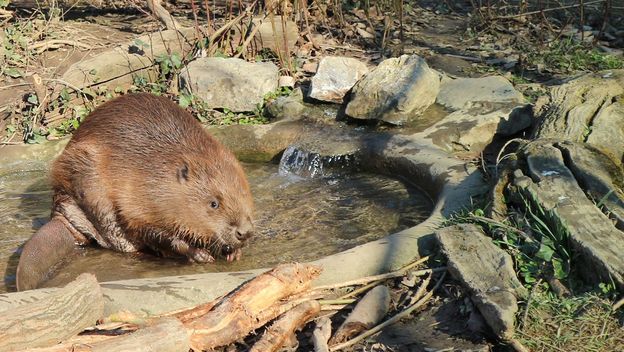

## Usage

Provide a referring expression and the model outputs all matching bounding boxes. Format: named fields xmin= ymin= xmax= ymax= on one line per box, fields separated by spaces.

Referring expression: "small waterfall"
xmin=278 ymin=146 xmax=324 ymax=178
xmin=278 ymin=145 xmax=359 ymax=178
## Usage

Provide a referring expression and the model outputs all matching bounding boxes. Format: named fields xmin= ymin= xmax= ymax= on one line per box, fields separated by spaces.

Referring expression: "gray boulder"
xmin=436 ymin=76 xmax=525 ymax=111
xmin=345 ymin=55 xmax=440 ymax=125
xmin=417 ymin=103 xmax=532 ymax=154
xmin=309 ymin=56 xmax=369 ymax=103
xmin=435 ymin=224 xmax=527 ymax=340
xmin=265 ymin=88 xmax=305 ymax=121
xmin=179 ymin=57 xmax=279 ymax=112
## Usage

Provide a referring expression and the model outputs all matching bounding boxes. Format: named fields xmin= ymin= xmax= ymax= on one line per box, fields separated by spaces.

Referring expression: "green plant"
xmin=524 ymin=38 xmax=624 ymax=73
xmin=446 ymin=191 xmax=571 ymax=288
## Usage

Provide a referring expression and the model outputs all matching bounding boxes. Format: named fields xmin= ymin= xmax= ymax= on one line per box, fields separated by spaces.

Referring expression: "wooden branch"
xmin=329 ymin=285 xmax=391 ymax=345
xmin=494 ymin=0 xmax=607 ymax=19
xmin=311 ymin=316 xmax=332 ymax=352
xmin=0 ymin=274 xmax=104 ymax=351
xmin=147 ymin=0 xmax=181 ymax=30
xmin=249 ymin=300 xmax=321 ymax=352
xmin=185 ymin=263 xmax=321 ymax=350
xmin=17 ymin=318 xmax=189 ymax=352
xmin=89 ymin=318 xmax=189 ymax=352
xmin=329 ymin=272 xmax=446 ymax=351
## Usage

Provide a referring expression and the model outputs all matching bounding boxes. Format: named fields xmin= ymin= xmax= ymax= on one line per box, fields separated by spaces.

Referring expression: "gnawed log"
xmin=185 ymin=263 xmax=321 ymax=350
xmin=0 ymin=274 xmax=103 ymax=352
xmin=311 ymin=316 xmax=332 ymax=352
xmin=249 ymin=300 xmax=321 ymax=352
xmin=329 ymin=285 xmax=391 ymax=345
xmin=17 ymin=318 xmax=188 ymax=352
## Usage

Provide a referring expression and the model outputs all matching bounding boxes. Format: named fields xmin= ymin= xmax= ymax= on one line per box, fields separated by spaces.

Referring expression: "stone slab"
xmin=435 ymin=223 xmax=526 ymax=339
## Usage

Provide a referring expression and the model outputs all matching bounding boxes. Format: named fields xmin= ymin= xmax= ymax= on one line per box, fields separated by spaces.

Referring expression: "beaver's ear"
xmin=177 ymin=162 xmax=189 ymax=183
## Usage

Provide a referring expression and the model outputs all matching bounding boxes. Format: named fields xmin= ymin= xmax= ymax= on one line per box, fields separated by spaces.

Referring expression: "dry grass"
xmin=518 ymin=288 xmax=623 ymax=352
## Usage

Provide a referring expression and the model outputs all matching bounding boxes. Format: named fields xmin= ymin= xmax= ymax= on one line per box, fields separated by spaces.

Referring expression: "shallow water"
xmin=0 ymin=162 xmax=432 ymax=292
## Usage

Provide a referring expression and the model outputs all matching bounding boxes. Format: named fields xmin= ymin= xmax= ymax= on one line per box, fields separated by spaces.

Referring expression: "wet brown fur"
xmin=17 ymin=93 xmax=255 ymax=289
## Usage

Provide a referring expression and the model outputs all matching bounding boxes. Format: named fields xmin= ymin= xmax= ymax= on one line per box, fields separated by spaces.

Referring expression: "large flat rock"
xmin=435 ymin=224 xmax=526 ymax=340
xmin=436 ymin=76 xmax=525 ymax=111
xmin=517 ymin=141 xmax=624 ymax=290
xmin=418 ymin=103 xmax=532 ymax=153
xmin=179 ymin=57 xmax=279 ymax=112
xmin=62 ymin=28 xmax=197 ymax=90
xmin=345 ymin=55 xmax=439 ymax=125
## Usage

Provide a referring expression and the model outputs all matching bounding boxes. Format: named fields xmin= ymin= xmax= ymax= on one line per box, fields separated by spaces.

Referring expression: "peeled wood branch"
xmin=311 ymin=316 xmax=332 ymax=352
xmin=185 ymin=263 xmax=321 ymax=350
xmin=16 ymin=318 xmax=189 ymax=352
xmin=329 ymin=285 xmax=391 ymax=345
xmin=147 ymin=0 xmax=181 ymax=30
xmin=249 ymin=300 xmax=321 ymax=352
xmin=0 ymin=273 xmax=104 ymax=352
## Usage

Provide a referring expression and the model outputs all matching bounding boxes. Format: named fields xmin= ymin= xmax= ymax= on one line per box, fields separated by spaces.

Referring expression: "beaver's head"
xmin=160 ymin=149 xmax=255 ymax=261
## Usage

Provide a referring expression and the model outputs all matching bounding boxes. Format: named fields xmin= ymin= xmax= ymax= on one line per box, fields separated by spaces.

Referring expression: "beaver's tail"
xmin=16 ymin=217 xmax=78 ymax=291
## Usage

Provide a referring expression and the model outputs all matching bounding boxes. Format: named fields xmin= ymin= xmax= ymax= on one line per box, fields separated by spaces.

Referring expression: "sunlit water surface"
xmin=0 ymin=162 xmax=432 ymax=292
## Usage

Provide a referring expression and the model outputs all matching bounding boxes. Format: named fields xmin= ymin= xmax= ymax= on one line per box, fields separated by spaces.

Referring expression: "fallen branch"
xmin=17 ymin=318 xmax=188 ymax=352
xmin=311 ymin=316 xmax=332 ymax=352
xmin=249 ymin=300 xmax=321 ymax=352
xmin=0 ymin=274 xmax=104 ymax=351
xmin=329 ymin=285 xmax=391 ymax=345
xmin=146 ymin=0 xmax=181 ymax=30
xmin=185 ymin=263 xmax=321 ymax=350
xmin=329 ymin=271 xmax=446 ymax=351
xmin=30 ymin=40 xmax=92 ymax=54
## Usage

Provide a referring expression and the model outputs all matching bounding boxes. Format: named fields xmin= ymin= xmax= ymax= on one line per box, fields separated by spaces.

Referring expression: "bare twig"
xmin=495 ymin=0 xmax=607 ymax=19
xmin=315 ymin=267 xmax=444 ymax=292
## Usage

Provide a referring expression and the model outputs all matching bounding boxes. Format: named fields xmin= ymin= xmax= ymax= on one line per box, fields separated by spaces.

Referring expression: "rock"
xmin=179 ymin=57 xmax=279 ymax=112
xmin=418 ymin=103 xmax=532 ymax=153
xmin=302 ymin=62 xmax=318 ymax=73
xmin=345 ymin=55 xmax=440 ymax=125
xmin=555 ymin=141 xmax=624 ymax=231
xmin=435 ymin=224 xmax=527 ymax=340
xmin=265 ymin=88 xmax=305 ymax=121
xmin=279 ymin=76 xmax=296 ymax=88
xmin=532 ymin=70 xmax=624 ymax=160
xmin=309 ymin=56 xmax=369 ymax=104
xmin=436 ymin=76 xmax=525 ymax=111
xmin=63 ymin=27 xmax=197 ymax=90
xmin=515 ymin=141 xmax=624 ymax=290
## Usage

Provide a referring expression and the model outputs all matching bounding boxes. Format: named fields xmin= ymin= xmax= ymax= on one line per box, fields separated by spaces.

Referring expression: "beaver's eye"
xmin=210 ymin=200 xmax=219 ymax=209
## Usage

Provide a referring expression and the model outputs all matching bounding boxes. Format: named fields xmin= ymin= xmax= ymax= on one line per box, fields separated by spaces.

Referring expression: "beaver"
xmin=16 ymin=93 xmax=255 ymax=291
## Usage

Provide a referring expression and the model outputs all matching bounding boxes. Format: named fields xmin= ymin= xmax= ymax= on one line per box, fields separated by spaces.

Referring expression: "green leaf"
xmin=179 ymin=94 xmax=192 ymax=108
xmin=551 ymin=258 xmax=567 ymax=280
xmin=60 ymin=88 xmax=70 ymax=101
xmin=134 ymin=38 xmax=150 ymax=48
xmin=81 ymin=88 xmax=96 ymax=98
xmin=27 ymin=94 xmax=38 ymax=105
xmin=4 ymin=67 xmax=22 ymax=78
xmin=536 ymin=242 xmax=554 ymax=262
xmin=170 ymin=53 xmax=182 ymax=69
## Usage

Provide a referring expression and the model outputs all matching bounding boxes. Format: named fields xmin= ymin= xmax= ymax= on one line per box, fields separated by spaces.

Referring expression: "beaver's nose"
xmin=235 ymin=230 xmax=252 ymax=241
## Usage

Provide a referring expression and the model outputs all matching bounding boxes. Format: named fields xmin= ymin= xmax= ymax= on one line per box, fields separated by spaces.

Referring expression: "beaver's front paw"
xmin=225 ymin=248 xmax=242 ymax=262
xmin=187 ymin=247 xmax=216 ymax=263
